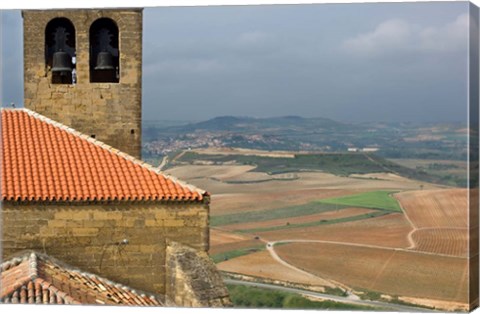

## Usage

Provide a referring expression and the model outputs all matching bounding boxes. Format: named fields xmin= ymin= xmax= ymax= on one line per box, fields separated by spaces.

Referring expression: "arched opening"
xmin=90 ymin=18 xmax=119 ymax=83
xmin=45 ymin=18 xmax=76 ymax=84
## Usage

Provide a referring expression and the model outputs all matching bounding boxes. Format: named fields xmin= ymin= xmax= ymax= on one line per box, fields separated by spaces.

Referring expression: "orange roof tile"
xmin=1 ymin=109 xmax=207 ymax=202
xmin=0 ymin=251 xmax=163 ymax=305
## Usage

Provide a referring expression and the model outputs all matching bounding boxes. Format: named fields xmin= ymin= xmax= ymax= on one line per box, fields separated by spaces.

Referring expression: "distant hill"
xmin=148 ymin=115 xmax=350 ymax=134
xmin=143 ymin=115 xmax=468 ymax=163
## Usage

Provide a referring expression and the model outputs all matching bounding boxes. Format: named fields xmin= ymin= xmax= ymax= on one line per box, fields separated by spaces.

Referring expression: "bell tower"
xmin=22 ymin=9 xmax=143 ymax=158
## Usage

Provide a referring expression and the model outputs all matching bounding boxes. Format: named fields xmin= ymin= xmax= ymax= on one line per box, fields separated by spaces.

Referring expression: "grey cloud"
xmin=1 ymin=3 xmax=471 ymax=123
xmin=1 ymin=10 xmax=23 ymax=107
xmin=342 ymin=13 xmax=468 ymax=58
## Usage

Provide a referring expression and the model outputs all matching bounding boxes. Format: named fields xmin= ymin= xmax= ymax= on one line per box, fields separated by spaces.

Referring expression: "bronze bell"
xmin=95 ymin=51 xmax=115 ymax=70
xmin=51 ymin=51 xmax=73 ymax=73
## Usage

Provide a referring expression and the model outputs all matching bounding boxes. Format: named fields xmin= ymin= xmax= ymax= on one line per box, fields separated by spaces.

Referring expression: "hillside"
xmin=143 ymin=115 xmax=467 ymax=162
xmin=169 ymin=151 xmax=453 ymax=186
xmin=145 ymin=115 xmax=349 ymax=135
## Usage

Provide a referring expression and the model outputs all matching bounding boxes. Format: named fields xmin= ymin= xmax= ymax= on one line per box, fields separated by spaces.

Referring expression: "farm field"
xmin=172 ymin=151 xmax=457 ymax=185
xmin=217 ymin=250 xmax=334 ymax=288
xmin=395 ymin=189 xmax=468 ymax=228
xmin=319 ymin=190 xmax=402 ymax=212
xmin=210 ymin=188 xmax=367 ymax=215
xmin=388 ymin=158 xmax=467 ymax=187
xmin=210 ymin=235 xmax=265 ymax=255
xmin=259 ymin=213 xmax=412 ymax=248
xmin=166 ymin=165 xmax=441 ymax=197
xmin=388 ymin=158 xmax=467 ymax=175
xmin=275 ymin=243 xmax=469 ymax=306
xmin=394 ymin=189 xmax=468 ymax=258
xmin=222 ymin=207 xmax=377 ymax=232
xmin=165 ymin=150 xmax=470 ymax=311
xmin=211 ymin=202 xmax=346 ymax=227
xmin=210 ymin=229 xmax=252 ymax=247
xmin=412 ymin=229 xmax=467 ymax=257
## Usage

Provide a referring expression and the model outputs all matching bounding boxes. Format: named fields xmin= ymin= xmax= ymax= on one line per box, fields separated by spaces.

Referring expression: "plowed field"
xmin=223 ymin=207 xmax=376 ymax=232
xmin=259 ymin=213 xmax=412 ymax=248
xmin=395 ymin=189 xmax=469 ymax=257
xmin=395 ymin=189 xmax=468 ymax=228
xmin=411 ymin=228 xmax=468 ymax=257
xmin=210 ymin=229 xmax=252 ymax=246
xmin=210 ymin=188 xmax=366 ymax=215
xmin=275 ymin=242 xmax=469 ymax=303
xmin=217 ymin=250 xmax=333 ymax=287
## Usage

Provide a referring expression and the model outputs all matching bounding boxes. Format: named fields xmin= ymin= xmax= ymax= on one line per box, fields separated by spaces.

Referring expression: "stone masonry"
xmin=22 ymin=9 xmax=142 ymax=158
xmin=166 ymin=242 xmax=232 ymax=307
xmin=2 ymin=201 xmax=209 ymax=295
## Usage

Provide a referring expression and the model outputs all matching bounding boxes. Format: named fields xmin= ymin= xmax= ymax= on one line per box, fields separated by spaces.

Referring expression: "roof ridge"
xmin=0 ymin=252 xmax=30 ymax=271
xmin=8 ymin=108 xmax=206 ymax=197
xmin=0 ymin=251 xmax=37 ymax=298
xmin=28 ymin=251 xmax=39 ymax=279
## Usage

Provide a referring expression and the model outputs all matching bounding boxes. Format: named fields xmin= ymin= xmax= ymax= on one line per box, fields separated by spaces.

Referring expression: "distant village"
xmin=347 ymin=147 xmax=380 ymax=152
xmin=143 ymin=132 xmax=320 ymax=156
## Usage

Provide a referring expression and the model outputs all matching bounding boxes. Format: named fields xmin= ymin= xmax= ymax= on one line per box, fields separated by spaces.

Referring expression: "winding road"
xmin=224 ymin=279 xmax=439 ymax=312
xmin=259 ymin=239 xmax=462 ymax=311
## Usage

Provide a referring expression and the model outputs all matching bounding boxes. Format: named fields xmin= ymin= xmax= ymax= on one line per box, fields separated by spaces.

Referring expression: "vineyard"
xmin=395 ymin=189 xmax=468 ymax=257
xmin=164 ymin=151 xmax=471 ymax=311
xmin=395 ymin=189 xmax=468 ymax=228
xmin=411 ymin=228 xmax=468 ymax=257
xmin=275 ymin=242 xmax=469 ymax=304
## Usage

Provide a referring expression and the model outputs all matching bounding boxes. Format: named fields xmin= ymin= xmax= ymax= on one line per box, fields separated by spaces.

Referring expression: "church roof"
xmin=0 ymin=251 xmax=163 ymax=305
xmin=1 ymin=108 xmax=207 ymax=202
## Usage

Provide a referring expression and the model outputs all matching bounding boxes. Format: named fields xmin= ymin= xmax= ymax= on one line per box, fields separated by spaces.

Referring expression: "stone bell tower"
xmin=22 ymin=9 xmax=143 ymax=158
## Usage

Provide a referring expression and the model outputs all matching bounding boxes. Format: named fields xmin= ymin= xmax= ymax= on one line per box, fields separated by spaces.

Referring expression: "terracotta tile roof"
xmin=1 ymin=108 xmax=207 ymax=202
xmin=0 ymin=251 xmax=163 ymax=305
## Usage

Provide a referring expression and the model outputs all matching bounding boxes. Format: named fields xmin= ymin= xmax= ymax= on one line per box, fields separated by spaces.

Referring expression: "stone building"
xmin=1 ymin=8 xmax=231 ymax=307
xmin=23 ymin=9 xmax=143 ymax=158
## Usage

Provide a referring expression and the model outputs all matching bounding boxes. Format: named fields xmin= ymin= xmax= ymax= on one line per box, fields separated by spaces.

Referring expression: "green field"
xmin=319 ymin=190 xmax=402 ymax=212
xmin=171 ymin=151 xmax=460 ymax=186
xmin=211 ymin=245 xmax=265 ymax=263
xmin=227 ymin=284 xmax=378 ymax=310
xmin=174 ymin=151 xmax=398 ymax=176
xmin=211 ymin=202 xmax=346 ymax=226
xmin=212 ymin=190 xmax=400 ymax=231
xmin=237 ymin=211 xmax=389 ymax=233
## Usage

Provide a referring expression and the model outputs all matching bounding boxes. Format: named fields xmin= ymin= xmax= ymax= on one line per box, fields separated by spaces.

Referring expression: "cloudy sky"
xmin=1 ymin=2 xmax=472 ymax=122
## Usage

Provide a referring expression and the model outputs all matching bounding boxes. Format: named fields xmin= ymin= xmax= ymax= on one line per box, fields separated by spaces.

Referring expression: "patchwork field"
xmin=275 ymin=243 xmax=469 ymax=304
xmin=210 ymin=188 xmax=366 ymax=215
xmin=259 ymin=213 xmax=413 ymax=248
xmin=166 ymin=153 xmax=470 ymax=311
xmin=212 ymin=202 xmax=347 ymax=227
xmin=166 ymin=166 xmax=441 ymax=202
xmin=223 ymin=207 xmax=377 ymax=232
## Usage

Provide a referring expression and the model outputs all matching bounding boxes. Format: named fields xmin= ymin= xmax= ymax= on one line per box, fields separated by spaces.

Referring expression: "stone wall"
xmin=22 ymin=9 xmax=142 ymax=158
xmin=166 ymin=242 xmax=232 ymax=307
xmin=1 ymin=201 xmax=208 ymax=295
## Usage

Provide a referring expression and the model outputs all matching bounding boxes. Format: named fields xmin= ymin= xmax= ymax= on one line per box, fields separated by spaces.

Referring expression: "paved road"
xmin=224 ymin=279 xmax=439 ymax=312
